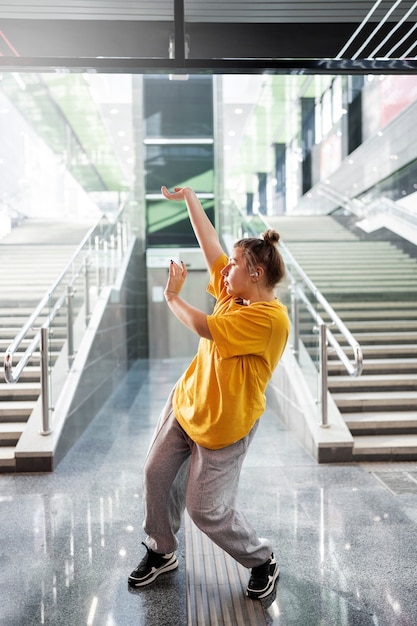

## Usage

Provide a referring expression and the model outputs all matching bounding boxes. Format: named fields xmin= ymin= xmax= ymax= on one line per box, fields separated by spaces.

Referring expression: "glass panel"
xmin=2 ymin=207 xmax=135 ymax=436
xmin=144 ymin=75 xmax=213 ymax=138
xmin=287 ymin=281 xmax=321 ymax=408
xmin=145 ymin=143 xmax=214 ymax=194
xmin=146 ymin=197 xmax=215 ymax=247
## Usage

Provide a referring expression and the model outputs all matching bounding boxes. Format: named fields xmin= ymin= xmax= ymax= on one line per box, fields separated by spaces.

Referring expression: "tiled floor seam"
xmin=185 ymin=512 xmax=267 ymax=625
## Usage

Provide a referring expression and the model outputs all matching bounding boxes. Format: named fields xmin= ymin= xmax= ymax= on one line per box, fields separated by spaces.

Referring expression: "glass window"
xmin=146 ymin=197 xmax=215 ymax=247
xmin=321 ymin=88 xmax=332 ymax=137
xmin=145 ymin=144 xmax=214 ymax=193
xmin=332 ymin=76 xmax=343 ymax=124
xmin=144 ymin=75 xmax=213 ymax=138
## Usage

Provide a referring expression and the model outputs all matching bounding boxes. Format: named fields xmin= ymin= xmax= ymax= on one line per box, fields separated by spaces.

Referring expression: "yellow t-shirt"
xmin=173 ymin=253 xmax=290 ymax=449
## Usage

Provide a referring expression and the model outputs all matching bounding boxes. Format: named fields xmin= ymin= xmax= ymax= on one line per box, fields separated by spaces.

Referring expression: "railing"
xmin=4 ymin=200 xmax=133 ymax=435
xmin=364 ymin=195 xmax=417 ymax=229
xmin=317 ymin=182 xmax=366 ymax=217
xmin=318 ymin=183 xmax=417 ymax=232
xmin=283 ymin=245 xmax=363 ymax=425
xmin=222 ymin=202 xmax=363 ymax=427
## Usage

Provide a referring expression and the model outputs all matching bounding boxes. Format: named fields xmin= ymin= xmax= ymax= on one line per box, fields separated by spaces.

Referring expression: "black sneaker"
xmin=246 ymin=553 xmax=279 ymax=600
xmin=128 ymin=542 xmax=178 ymax=587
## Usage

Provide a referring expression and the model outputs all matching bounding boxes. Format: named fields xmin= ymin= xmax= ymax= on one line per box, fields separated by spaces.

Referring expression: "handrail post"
xmin=67 ymin=284 xmax=75 ymax=366
xmin=95 ymin=235 xmax=101 ymax=292
xmin=103 ymin=239 xmax=109 ymax=285
xmin=290 ymin=285 xmax=299 ymax=359
xmin=40 ymin=326 xmax=52 ymax=435
xmin=84 ymin=257 xmax=91 ymax=326
xmin=318 ymin=322 xmax=329 ymax=428
xmin=117 ymin=222 xmax=123 ymax=259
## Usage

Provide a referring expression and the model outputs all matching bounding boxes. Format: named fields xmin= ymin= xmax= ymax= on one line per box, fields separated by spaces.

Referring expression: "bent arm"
xmin=164 ymin=292 xmax=213 ymax=340
xmin=164 ymin=259 xmax=213 ymax=340
xmin=161 ymin=186 xmax=224 ymax=270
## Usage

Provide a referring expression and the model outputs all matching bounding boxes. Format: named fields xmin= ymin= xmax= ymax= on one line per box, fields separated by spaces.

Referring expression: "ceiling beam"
xmin=1 ymin=56 xmax=416 ymax=74
xmin=0 ymin=18 xmax=416 ymax=74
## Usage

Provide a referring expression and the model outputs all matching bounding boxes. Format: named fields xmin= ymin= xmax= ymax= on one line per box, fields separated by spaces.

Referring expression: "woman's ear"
xmin=250 ymin=267 xmax=263 ymax=279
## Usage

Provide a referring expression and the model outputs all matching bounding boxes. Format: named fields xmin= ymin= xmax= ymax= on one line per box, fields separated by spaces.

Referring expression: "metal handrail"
xmin=4 ymin=244 xmax=90 ymax=385
xmin=317 ymin=182 xmax=366 ymax=217
xmin=4 ymin=201 xmax=131 ymax=433
xmin=366 ymin=195 xmax=417 ymax=228
xmin=282 ymin=242 xmax=363 ymax=378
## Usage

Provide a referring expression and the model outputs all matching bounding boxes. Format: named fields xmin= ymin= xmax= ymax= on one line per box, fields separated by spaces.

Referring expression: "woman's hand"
xmin=164 ymin=259 xmax=187 ymax=300
xmin=163 ymin=259 xmax=212 ymax=340
xmin=161 ymin=186 xmax=190 ymax=202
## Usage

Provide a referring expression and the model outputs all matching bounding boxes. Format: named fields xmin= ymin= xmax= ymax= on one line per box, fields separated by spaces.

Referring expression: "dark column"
xmin=274 ymin=143 xmax=286 ymax=214
xmin=257 ymin=172 xmax=267 ymax=215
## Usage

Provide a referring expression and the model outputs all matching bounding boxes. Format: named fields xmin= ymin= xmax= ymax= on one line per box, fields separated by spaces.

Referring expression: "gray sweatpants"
xmin=142 ymin=387 xmax=272 ymax=569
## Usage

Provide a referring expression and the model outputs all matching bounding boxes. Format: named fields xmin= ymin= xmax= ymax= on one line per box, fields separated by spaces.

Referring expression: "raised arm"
xmin=161 ymin=186 xmax=224 ymax=270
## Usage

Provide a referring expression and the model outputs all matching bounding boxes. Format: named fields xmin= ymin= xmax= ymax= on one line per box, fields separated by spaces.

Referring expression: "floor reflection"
xmin=0 ymin=359 xmax=416 ymax=625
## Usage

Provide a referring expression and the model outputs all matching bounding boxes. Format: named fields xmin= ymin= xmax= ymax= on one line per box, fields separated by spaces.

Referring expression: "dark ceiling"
xmin=0 ymin=0 xmax=416 ymax=74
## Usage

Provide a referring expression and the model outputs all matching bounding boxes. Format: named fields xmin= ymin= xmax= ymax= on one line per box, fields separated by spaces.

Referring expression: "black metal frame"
xmin=0 ymin=0 xmax=416 ymax=75
xmin=1 ymin=56 xmax=417 ymax=75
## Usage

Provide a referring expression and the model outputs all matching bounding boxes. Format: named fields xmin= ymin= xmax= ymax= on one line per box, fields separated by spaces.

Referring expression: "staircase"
xmin=0 ymin=219 xmax=93 ymax=471
xmin=269 ymin=214 xmax=417 ymax=461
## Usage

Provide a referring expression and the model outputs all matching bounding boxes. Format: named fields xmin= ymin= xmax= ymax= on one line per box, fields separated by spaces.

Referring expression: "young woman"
xmin=128 ymin=186 xmax=290 ymax=600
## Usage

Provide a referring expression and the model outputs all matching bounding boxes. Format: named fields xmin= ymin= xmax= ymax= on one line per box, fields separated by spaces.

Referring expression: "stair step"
xmin=300 ymin=330 xmax=417 ymax=347
xmin=0 ymin=383 xmax=41 ymax=401
xmin=0 ymin=422 xmax=25 ymax=445
xmin=287 ymin=242 xmax=405 ymax=252
xmin=337 ymin=321 xmax=417 ymax=331
xmin=0 ymin=366 xmax=41 ymax=382
xmin=335 ymin=331 xmax=417 ymax=344
xmin=325 ymin=310 xmax=417 ymax=321
xmin=328 ymin=358 xmax=417 ymax=375
xmin=308 ymin=267 xmax=417 ymax=276
xmin=0 ymin=401 xmax=36 ymax=420
xmin=328 ymin=344 xmax=417 ymax=358
xmin=328 ymin=374 xmax=417 ymax=392
xmin=302 ymin=321 xmax=417 ymax=333
xmin=0 ymin=339 xmax=63 ymax=352
xmin=0 ymin=327 xmax=67 ymax=339
xmin=0 ymin=446 xmax=16 ymax=468
xmin=352 ymin=434 xmax=417 ymax=461
xmin=321 ymin=287 xmax=417 ymax=295
xmin=303 ymin=332 xmax=417 ymax=349
xmin=344 ymin=411 xmax=417 ymax=434
xmin=333 ymin=391 xmax=417 ymax=412
xmin=317 ymin=279 xmax=417 ymax=288
xmin=327 ymin=301 xmax=417 ymax=312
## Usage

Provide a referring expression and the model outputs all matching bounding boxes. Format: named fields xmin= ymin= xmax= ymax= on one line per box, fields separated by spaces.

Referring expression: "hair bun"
xmin=262 ymin=229 xmax=280 ymax=245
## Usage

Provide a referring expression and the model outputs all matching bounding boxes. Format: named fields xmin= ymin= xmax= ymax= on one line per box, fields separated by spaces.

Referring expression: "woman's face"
xmin=220 ymin=247 xmax=252 ymax=298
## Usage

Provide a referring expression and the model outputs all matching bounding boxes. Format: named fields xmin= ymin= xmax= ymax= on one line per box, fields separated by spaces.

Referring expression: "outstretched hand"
xmin=161 ymin=186 xmax=189 ymax=201
xmin=161 ymin=183 xmax=223 ymax=271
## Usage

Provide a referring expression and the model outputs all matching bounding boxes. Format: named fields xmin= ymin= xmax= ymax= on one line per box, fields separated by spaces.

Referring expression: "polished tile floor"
xmin=1 ymin=358 xmax=417 ymax=626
